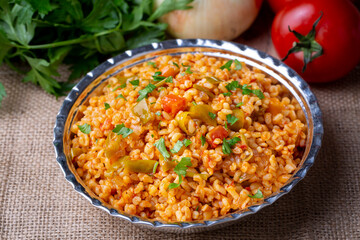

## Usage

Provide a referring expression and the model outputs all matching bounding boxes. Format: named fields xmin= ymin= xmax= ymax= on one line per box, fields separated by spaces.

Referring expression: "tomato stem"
xmin=282 ymin=12 xmax=324 ymax=72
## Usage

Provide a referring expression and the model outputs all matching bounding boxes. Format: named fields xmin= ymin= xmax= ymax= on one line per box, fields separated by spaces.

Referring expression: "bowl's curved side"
xmin=53 ymin=39 xmax=323 ymax=233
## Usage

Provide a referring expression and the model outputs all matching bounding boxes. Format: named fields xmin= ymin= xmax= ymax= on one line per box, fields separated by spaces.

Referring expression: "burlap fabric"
xmin=1 ymin=18 xmax=360 ymax=237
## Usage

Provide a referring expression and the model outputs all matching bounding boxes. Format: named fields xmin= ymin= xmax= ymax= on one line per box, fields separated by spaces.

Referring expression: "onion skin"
xmin=155 ymin=0 xmax=263 ymax=40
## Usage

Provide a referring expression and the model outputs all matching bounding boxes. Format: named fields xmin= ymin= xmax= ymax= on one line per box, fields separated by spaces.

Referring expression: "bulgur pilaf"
xmin=70 ymin=53 xmax=307 ymax=222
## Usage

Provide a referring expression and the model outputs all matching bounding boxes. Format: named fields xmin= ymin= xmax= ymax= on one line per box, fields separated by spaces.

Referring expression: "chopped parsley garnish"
xmin=195 ymin=206 xmax=199 ymax=211
xmin=181 ymin=63 xmax=190 ymax=67
xmin=226 ymin=114 xmax=238 ymax=126
xmin=201 ymin=135 xmax=206 ymax=146
xmin=104 ymin=103 xmax=110 ymax=110
xmin=183 ymin=139 xmax=192 ymax=147
xmin=171 ymin=140 xmax=184 ymax=153
xmin=151 ymin=134 xmax=154 ymax=138
xmin=248 ymin=189 xmax=263 ymax=199
xmin=112 ymin=124 xmax=133 ymax=138
xmin=234 ymin=59 xmax=242 ymax=70
xmin=168 ymin=157 xmax=192 ymax=189
xmin=129 ymin=79 xmax=139 ymax=86
xmin=152 ymin=71 xmax=165 ymax=81
xmin=78 ymin=123 xmax=91 ymax=134
xmin=185 ymin=67 xmax=193 ymax=74
xmin=112 ymin=83 xmax=127 ymax=92
xmin=220 ymin=60 xmax=233 ymax=71
xmin=224 ymin=121 xmax=228 ymax=130
xmin=192 ymin=101 xmax=197 ymax=106
xmin=155 ymin=111 xmax=162 ymax=116
xmin=154 ymin=137 xmax=171 ymax=159
xmin=225 ymin=81 xmax=264 ymax=99
xmin=152 ymin=162 xmax=159 ymax=174
xmin=137 ymin=83 xmax=156 ymax=102
xmin=222 ymin=92 xmax=231 ymax=96
xmin=180 ymin=72 xmax=185 ymax=76
xmin=209 ymin=112 xmax=216 ymax=120
xmin=147 ymin=61 xmax=157 ymax=68
xmin=222 ymin=137 xmax=240 ymax=155
xmin=150 ymin=102 xmax=156 ymax=105
xmin=165 ymin=76 xmax=173 ymax=83
xmin=252 ymin=89 xmax=265 ymax=99
xmin=173 ymin=62 xmax=179 ymax=68
xmin=236 ymin=102 xmax=243 ymax=107
xmin=115 ymin=94 xmax=126 ymax=100
xmin=225 ymin=81 xmax=241 ymax=91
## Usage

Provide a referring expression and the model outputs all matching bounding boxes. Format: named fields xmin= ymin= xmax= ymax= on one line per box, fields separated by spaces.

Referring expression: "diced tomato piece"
xmin=161 ymin=94 xmax=187 ymax=116
xmin=245 ymin=187 xmax=251 ymax=191
xmin=206 ymin=126 xmax=229 ymax=148
xmin=161 ymin=65 xmax=179 ymax=77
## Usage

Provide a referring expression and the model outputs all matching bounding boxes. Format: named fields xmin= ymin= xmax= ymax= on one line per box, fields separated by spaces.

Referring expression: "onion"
xmin=155 ymin=0 xmax=263 ymax=40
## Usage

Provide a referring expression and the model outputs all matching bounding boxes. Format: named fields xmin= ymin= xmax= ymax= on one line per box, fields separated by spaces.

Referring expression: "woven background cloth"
xmin=1 ymin=10 xmax=360 ymax=238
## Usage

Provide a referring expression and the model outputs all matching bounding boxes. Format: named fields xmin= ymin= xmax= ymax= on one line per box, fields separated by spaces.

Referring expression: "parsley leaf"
xmin=222 ymin=137 xmax=241 ymax=154
xmin=129 ymin=79 xmax=139 ymax=86
xmin=201 ymin=135 xmax=206 ymax=146
xmin=225 ymin=81 xmax=241 ymax=91
xmin=183 ymin=139 xmax=192 ymax=147
xmin=224 ymin=121 xmax=228 ymax=130
xmin=112 ymin=124 xmax=133 ymax=138
xmin=147 ymin=61 xmax=157 ymax=68
xmin=78 ymin=123 xmax=91 ymax=134
xmin=192 ymin=101 xmax=197 ymax=106
xmin=220 ymin=60 xmax=233 ymax=71
xmin=137 ymin=83 xmax=156 ymax=102
xmin=168 ymin=157 xmax=192 ymax=189
xmin=165 ymin=76 xmax=173 ymax=83
xmin=181 ymin=63 xmax=190 ymax=67
xmin=115 ymin=94 xmax=126 ymax=100
xmin=104 ymin=103 xmax=110 ymax=110
xmin=222 ymin=92 xmax=231 ymax=96
xmin=154 ymin=137 xmax=171 ymax=159
xmin=153 ymin=161 xmax=159 ymax=174
xmin=236 ymin=102 xmax=243 ymax=107
xmin=248 ymin=189 xmax=264 ymax=199
xmin=152 ymin=71 xmax=166 ymax=81
xmin=171 ymin=140 xmax=184 ymax=153
xmin=185 ymin=67 xmax=193 ymax=74
xmin=234 ymin=59 xmax=242 ymax=70
xmin=252 ymin=89 xmax=265 ymax=99
xmin=209 ymin=112 xmax=216 ymax=120
xmin=226 ymin=114 xmax=238 ymax=126
xmin=155 ymin=111 xmax=162 ymax=116
xmin=173 ymin=62 xmax=179 ymax=68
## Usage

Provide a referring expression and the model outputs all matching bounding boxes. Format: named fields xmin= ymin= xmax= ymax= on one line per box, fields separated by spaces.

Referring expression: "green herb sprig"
xmin=0 ymin=0 xmax=193 ymax=106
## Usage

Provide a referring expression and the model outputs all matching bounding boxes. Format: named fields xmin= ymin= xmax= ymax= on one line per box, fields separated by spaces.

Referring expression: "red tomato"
xmin=161 ymin=65 xmax=179 ymax=77
xmin=267 ymin=0 xmax=297 ymax=13
xmin=271 ymin=0 xmax=360 ymax=83
xmin=161 ymin=94 xmax=187 ymax=116
xmin=207 ymin=126 xmax=229 ymax=148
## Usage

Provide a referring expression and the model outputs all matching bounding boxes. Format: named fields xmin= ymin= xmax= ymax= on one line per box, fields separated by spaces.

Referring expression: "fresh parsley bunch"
xmin=0 ymin=0 xmax=193 ymax=106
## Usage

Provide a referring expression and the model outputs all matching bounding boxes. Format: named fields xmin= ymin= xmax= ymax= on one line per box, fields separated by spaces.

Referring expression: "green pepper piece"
xmin=124 ymin=160 xmax=158 ymax=173
xmin=193 ymin=84 xmax=215 ymax=99
xmin=205 ymin=76 xmax=222 ymax=85
xmin=186 ymin=171 xmax=210 ymax=180
xmin=228 ymin=109 xmax=245 ymax=131
xmin=104 ymin=156 xmax=129 ymax=177
xmin=159 ymin=154 xmax=177 ymax=172
xmin=104 ymin=131 xmax=125 ymax=160
xmin=189 ymin=104 xmax=217 ymax=126
xmin=175 ymin=111 xmax=192 ymax=135
xmin=70 ymin=147 xmax=83 ymax=160
xmin=132 ymin=99 xmax=152 ymax=124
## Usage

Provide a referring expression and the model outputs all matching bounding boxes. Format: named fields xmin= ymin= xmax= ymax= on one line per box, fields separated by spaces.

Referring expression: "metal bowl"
xmin=53 ymin=39 xmax=323 ymax=233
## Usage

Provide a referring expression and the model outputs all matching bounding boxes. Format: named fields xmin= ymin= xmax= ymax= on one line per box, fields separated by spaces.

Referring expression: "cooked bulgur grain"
xmin=70 ymin=53 xmax=307 ymax=222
